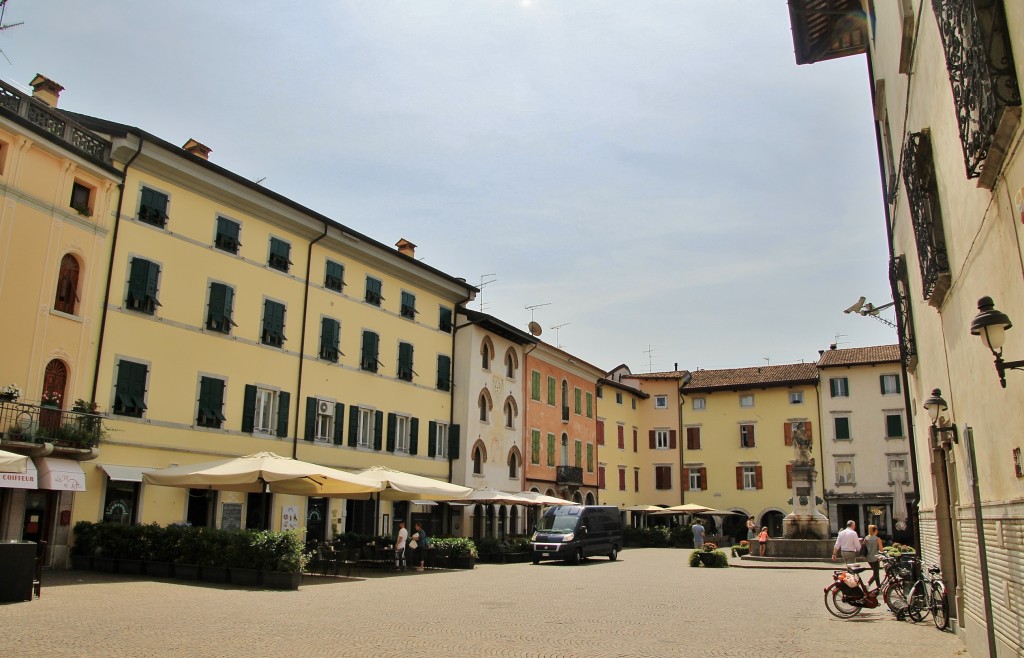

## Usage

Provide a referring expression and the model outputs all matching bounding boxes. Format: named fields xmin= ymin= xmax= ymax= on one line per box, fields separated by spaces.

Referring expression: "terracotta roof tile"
xmin=682 ymin=363 xmax=818 ymax=392
xmin=627 ymin=370 xmax=690 ymax=380
xmin=817 ymin=345 xmax=900 ymax=368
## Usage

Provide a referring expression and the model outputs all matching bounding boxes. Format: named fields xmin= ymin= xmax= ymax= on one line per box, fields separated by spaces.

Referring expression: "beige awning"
xmin=98 ymin=464 xmax=153 ymax=483
xmin=355 ymin=466 xmax=473 ymax=501
xmin=0 ymin=459 xmax=37 ymax=490
xmin=36 ymin=457 xmax=86 ymax=491
xmin=0 ymin=448 xmax=30 ymax=473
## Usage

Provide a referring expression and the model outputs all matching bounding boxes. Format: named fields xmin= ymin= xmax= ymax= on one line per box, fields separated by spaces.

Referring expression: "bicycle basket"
xmin=835 ymin=572 xmax=861 ymax=596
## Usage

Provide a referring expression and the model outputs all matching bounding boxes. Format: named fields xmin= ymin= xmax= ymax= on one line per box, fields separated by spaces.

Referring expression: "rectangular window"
xmin=586 ymin=443 xmax=594 ymax=472
xmin=574 ymin=387 xmax=582 ymax=415
xmin=243 ymin=385 xmax=288 ymax=437
xmin=137 ymin=186 xmax=168 ymax=227
xmin=688 ymin=468 xmax=703 ymax=491
xmin=596 ymin=420 xmax=605 ymax=446
xmin=742 ymin=465 xmax=758 ymax=490
xmin=70 ymin=180 xmax=93 ymax=216
xmin=615 ymin=392 xmax=623 ymax=404
xmin=547 ymin=376 xmax=556 ymax=406
xmin=360 ymin=331 xmax=380 ymax=372
xmin=196 ymin=376 xmax=226 ymax=429
xmin=654 ymin=395 xmax=668 ymax=409
xmin=880 ymin=374 xmax=901 ymax=395
xmin=436 ymin=355 xmax=452 ymax=391
xmin=365 ymin=276 xmax=383 ymax=306
xmin=830 ymin=377 xmax=849 ymax=398
xmin=394 ymin=415 xmax=410 ymax=453
xmin=397 ymin=342 xmax=414 ymax=381
xmin=585 ymin=392 xmax=593 ymax=418
xmin=739 ymin=394 xmax=754 ymax=408
xmin=357 ymin=408 xmax=375 ymax=448
xmin=126 ymin=257 xmax=161 ymax=315
xmin=214 ymin=217 xmax=240 ymax=254
xmin=836 ymin=460 xmax=855 ymax=485
xmin=530 ymin=371 xmax=541 ymax=400
xmin=618 ymin=467 xmax=626 ymax=491
xmin=789 ymin=390 xmax=804 ymax=404
xmin=655 ymin=429 xmax=670 ymax=449
xmin=530 ymin=429 xmax=541 ymax=464
xmin=596 ymin=386 xmax=603 ymax=399
xmin=435 ymin=422 xmax=449 ymax=458
xmin=438 ymin=306 xmax=453 ymax=332
xmin=885 ymin=413 xmax=904 ymax=439
xmin=113 ymin=360 xmax=148 ymax=418
xmin=834 ymin=417 xmax=851 ymax=440
xmin=631 ymin=397 xmax=636 ymax=410
xmin=261 ymin=300 xmax=286 ymax=347
xmin=268 ymin=237 xmax=291 ymax=273
xmin=634 ymin=468 xmax=640 ymax=492
xmin=617 ymin=424 xmax=625 ymax=450
xmin=319 ymin=317 xmax=341 ymax=362
xmin=546 ymin=433 xmax=555 ymax=467
xmin=740 ymin=424 xmax=755 ymax=448
xmin=632 ymin=428 xmax=638 ymax=453
xmin=887 ymin=457 xmax=909 ymax=484
xmin=314 ymin=399 xmax=334 ymax=442
xmin=400 ymin=291 xmax=417 ymax=319
xmin=254 ymin=388 xmax=277 ymax=434
xmin=324 ymin=260 xmax=345 ymax=292
xmin=574 ymin=440 xmax=582 ymax=468
xmin=655 ymin=465 xmax=672 ymax=490
xmin=206 ymin=282 xmax=236 ymax=334
xmin=686 ymin=426 xmax=701 ymax=450
xmin=598 ymin=465 xmax=606 ymax=489
xmin=692 ymin=397 xmax=706 ymax=410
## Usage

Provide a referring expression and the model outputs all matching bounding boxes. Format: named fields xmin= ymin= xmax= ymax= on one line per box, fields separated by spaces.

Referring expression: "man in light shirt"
xmin=833 ymin=520 xmax=861 ymax=563
xmin=395 ymin=520 xmax=408 ymax=571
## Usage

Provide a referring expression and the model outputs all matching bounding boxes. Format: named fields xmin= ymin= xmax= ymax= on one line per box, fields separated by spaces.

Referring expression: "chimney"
xmin=182 ymin=138 xmax=212 ymax=160
xmin=674 ymin=362 xmax=678 ymax=372
xmin=396 ymin=238 xmax=416 ymax=258
xmin=29 ymin=74 xmax=64 ymax=108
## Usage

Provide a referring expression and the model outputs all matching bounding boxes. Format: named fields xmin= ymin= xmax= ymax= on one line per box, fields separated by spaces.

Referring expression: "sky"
xmin=2 ymin=1 xmax=898 ymax=373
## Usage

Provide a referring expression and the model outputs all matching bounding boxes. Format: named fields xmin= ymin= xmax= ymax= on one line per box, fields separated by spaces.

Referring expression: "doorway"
xmin=187 ymin=489 xmax=215 ymax=527
xmin=762 ymin=510 xmax=785 ymax=538
xmin=306 ymin=498 xmax=328 ymax=543
xmin=22 ymin=491 xmax=50 ymax=544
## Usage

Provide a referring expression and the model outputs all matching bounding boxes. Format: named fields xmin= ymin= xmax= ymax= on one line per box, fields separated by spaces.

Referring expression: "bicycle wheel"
xmin=883 ymin=580 xmax=907 ymax=612
xmin=906 ymin=580 xmax=929 ymax=622
xmin=825 ymin=583 xmax=862 ymax=619
xmin=931 ymin=583 xmax=949 ymax=630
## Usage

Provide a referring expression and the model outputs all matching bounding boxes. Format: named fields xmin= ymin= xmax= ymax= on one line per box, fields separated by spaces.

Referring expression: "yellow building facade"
xmin=594 ymin=375 xmax=647 ymax=514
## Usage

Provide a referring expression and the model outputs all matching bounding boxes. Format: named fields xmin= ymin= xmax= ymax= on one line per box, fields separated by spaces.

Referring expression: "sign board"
xmin=281 ymin=505 xmax=299 ymax=531
xmin=221 ymin=503 xmax=242 ymax=530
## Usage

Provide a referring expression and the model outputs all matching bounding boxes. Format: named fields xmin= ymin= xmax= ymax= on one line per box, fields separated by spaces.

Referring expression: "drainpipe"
xmin=291 ymin=222 xmax=329 ymax=459
xmin=90 ymin=136 xmax=144 ymax=406
xmin=677 ymin=378 xmax=685 ymax=506
xmin=446 ymin=296 xmax=474 ymax=535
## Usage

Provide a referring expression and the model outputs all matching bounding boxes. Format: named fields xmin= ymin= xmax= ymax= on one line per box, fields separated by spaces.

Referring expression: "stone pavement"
xmin=0 ymin=548 xmax=965 ymax=658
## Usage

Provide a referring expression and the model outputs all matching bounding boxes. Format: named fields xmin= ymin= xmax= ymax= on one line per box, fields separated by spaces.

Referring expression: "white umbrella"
xmin=515 ymin=491 xmax=575 ymax=506
xmin=649 ymin=503 xmax=714 ymax=515
xmin=892 ymin=467 xmax=908 ymax=522
xmin=622 ymin=504 xmax=665 ymax=512
xmin=355 ymin=466 xmax=472 ymax=501
xmin=456 ymin=487 xmax=532 ymax=505
xmin=0 ymin=449 xmax=29 ymax=473
xmin=142 ymin=452 xmax=380 ymax=497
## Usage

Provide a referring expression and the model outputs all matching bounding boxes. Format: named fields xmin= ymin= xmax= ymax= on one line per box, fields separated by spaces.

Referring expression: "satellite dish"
xmin=843 ymin=296 xmax=866 ymax=314
xmin=528 ymin=321 xmax=542 ymax=336
xmin=680 ymin=372 xmax=692 ymax=386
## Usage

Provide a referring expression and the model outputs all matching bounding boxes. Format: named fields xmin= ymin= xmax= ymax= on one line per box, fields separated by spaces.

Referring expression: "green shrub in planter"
xmin=670 ymin=525 xmax=693 ymax=548
xmin=688 ymin=543 xmax=729 ymax=568
xmin=72 ymin=521 xmax=99 ymax=557
xmin=150 ymin=524 xmax=186 ymax=563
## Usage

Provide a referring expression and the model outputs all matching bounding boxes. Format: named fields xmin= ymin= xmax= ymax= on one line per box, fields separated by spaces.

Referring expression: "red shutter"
xmin=633 ymin=429 xmax=638 ymax=452
xmin=700 ymin=467 xmax=707 ymax=489
xmin=784 ymin=422 xmax=793 ymax=446
xmin=682 ymin=467 xmax=690 ymax=491
xmin=634 ymin=469 xmax=639 ymax=492
xmin=619 ymin=468 xmax=626 ymax=491
xmin=617 ymin=425 xmax=625 ymax=449
xmin=596 ymin=420 xmax=605 ymax=446
xmin=649 ymin=430 xmax=656 ymax=449
xmin=598 ymin=465 xmax=606 ymax=489
xmin=686 ymin=427 xmax=701 ymax=450
xmin=805 ymin=421 xmax=813 ymax=439
xmin=736 ymin=466 xmax=743 ymax=490
xmin=668 ymin=429 xmax=677 ymax=450
xmin=786 ymin=463 xmax=793 ymax=489
xmin=755 ymin=465 xmax=764 ymax=490
xmin=750 ymin=425 xmax=756 ymax=448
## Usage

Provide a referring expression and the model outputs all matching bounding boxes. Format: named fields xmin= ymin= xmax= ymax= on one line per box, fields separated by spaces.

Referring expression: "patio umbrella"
xmin=515 ymin=491 xmax=575 ymax=506
xmin=142 ymin=452 xmax=381 ymax=497
xmin=621 ymin=504 xmax=665 ymax=512
xmin=649 ymin=503 xmax=714 ymax=515
xmin=452 ymin=487 xmax=532 ymax=505
xmin=0 ymin=449 xmax=29 ymax=473
xmin=355 ymin=466 xmax=473 ymax=501
xmin=892 ymin=467 xmax=908 ymax=523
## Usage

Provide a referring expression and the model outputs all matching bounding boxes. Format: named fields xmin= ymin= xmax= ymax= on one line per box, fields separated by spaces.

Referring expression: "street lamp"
xmin=969 ymin=296 xmax=1024 ymax=388
xmin=922 ymin=389 xmax=958 ymax=444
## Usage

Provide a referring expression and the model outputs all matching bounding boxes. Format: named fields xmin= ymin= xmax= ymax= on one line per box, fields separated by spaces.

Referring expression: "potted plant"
xmin=70 ymin=521 xmax=98 ymax=570
xmin=732 ymin=540 xmax=750 ymax=557
xmin=689 ymin=542 xmax=729 ymax=568
xmin=199 ymin=530 xmax=231 ymax=584
xmin=40 ymin=391 xmax=62 ymax=408
xmin=146 ymin=523 xmax=181 ymax=578
xmin=0 ymin=383 xmax=21 ymax=402
xmin=260 ymin=530 xmax=308 ymax=590
xmin=226 ymin=530 xmax=261 ymax=587
xmin=435 ymin=537 xmax=477 ymax=569
xmin=173 ymin=525 xmax=204 ymax=580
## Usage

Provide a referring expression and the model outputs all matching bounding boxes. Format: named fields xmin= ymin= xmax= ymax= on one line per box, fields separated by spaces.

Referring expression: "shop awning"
xmin=0 ymin=459 xmax=37 ymax=490
xmin=35 ymin=457 xmax=86 ymax=491
xmin=98 ymin=464 xmax=152 ymax=483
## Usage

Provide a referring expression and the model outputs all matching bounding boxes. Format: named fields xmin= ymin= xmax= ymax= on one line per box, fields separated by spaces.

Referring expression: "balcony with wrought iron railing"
xmin=0 ymin=399 xmax=104 ymax=456
xmin=556 ymin=465 xmax=583 ymax=487
xmin=0 ymin=79 xmax=112 ymax=164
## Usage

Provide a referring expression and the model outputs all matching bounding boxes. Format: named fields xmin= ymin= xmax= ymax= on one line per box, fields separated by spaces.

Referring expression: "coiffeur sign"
xmin=0 ymin=462 xmax=38 ymax=489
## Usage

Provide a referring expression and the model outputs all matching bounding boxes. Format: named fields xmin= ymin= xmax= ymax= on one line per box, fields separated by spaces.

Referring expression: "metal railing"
xmin=556 ymin=465 xmax=583 ymax=486
xmin=0 ymin=79 xmax=112 ymax=163
xmin=0 ymin=400 xmax=104 ymax=450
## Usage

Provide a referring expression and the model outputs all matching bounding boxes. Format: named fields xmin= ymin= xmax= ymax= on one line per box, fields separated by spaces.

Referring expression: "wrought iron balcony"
xmin=902 ymin=131 xmax=951 ymax=308
xmin=0 ymin=79 xmax=112 ymax=164
xmin=890 ymin=256 xmax=919 ymax=372
xmin=0 ymin=399 xmax=104 ymax=451
xmin=556 ymin=465 xmax=583 ymax=486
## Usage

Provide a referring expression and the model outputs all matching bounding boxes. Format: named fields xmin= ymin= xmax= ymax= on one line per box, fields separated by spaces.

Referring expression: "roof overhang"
xmin=787 ymin=0 xmax=869 ymax=65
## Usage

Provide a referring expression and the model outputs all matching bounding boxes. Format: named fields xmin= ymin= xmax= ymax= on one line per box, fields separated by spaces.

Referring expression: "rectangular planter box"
xmin=174 ymin=563 xmax=201 ymax=581
xmin=262 ymin=571 xmax=301 ymax=590
xmin=229 ymin=568 xmax=261 ymax=587
xmin=145 ymin=561 xmax=174 ymax=578
xmin=70 ymin=554 xmax=92 ymax=571
xmin=201 ymin=566 xmax=229 ymax=584
xmin=92 ymin=557 xmax=118 ymax=573
xmin=118 ymin=559 xmax=145 ymax=576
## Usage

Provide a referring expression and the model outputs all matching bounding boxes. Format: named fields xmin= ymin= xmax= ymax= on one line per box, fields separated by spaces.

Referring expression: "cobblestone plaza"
xmin=0 ymin=549 xmax=964 ymax=657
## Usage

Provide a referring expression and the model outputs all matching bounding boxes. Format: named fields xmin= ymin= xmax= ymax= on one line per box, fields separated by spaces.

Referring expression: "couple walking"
xmin=395 ymin=521 xmax=428 ymax=571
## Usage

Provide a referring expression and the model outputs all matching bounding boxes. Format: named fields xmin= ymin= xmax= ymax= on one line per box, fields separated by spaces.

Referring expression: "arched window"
xmin=504 ymin=349 xmax=517 ymax=379
xmin=478 ymin=389 xmax=492 ymax=422
xmin=503 ymin=396 xmax=517 ymax=429
xmin=41 ymin=359 xmax=68 ymax=409
xmin=572 ymin=491 xmax=584 ymax=504
xmin=507 ymin=448 xmax=520 ymax=479
xmin=54 ymin=254 xmax=80 ymax=314
xmin=480 ymin=338 xmax=493 ymax=370
xmin=585 ymin=491 xmax=597 ymax=506
xmin=472 ymin=442 xmax=486 ymax=475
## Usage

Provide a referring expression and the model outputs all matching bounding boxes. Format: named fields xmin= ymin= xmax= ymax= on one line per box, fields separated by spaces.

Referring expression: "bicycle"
xmin=878 ymin=554 xmax=917 ymax=613
xmin=905 ymin=563 xmax=949 ymax=629
xmin=824 ymin=564 xmax=880 ymax=619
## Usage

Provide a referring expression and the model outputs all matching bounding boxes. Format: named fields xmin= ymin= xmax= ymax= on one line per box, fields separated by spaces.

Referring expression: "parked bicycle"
xmin=878 ymin=553 xmax=917 ymax=613
xmin=824 ymin=564 xmax=880 ymax=618
xmin=905 ymin=562 xmax=949 ymax=630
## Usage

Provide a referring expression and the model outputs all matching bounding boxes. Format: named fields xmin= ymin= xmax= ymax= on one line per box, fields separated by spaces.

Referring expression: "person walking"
xmin=832 ymin=520 xmax=861 ymax=563
xmin=862 ymin=524 xmax=885 ymax=587
xmin=691 ymin=519 xmax=705 ymax=549
xmin=410 ymin=522 xmax=429 ymax=571
xmin=394 ymin=520 xmax=408 ymax=571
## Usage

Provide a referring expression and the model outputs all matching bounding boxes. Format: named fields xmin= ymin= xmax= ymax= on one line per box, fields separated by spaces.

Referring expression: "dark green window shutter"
xmin=436 ymin=355 xmax=451 ymax=391
xmin=127 ymin=258 xmax=160 ymax=314
xmin=269 ymin=237 xmax=291 ymax=272
xmin=324 ymin=260 xmax=345 ymax=292
xmin=320 ymin=318 xmax=340 ymax=362
xmin=449 ymin=424 xmax=460 ymax=460
xmin=428 ymin=421 xmax=438 ymax=457
xmin=276 ymin=391 xmax=290 ymax=438
xmin=242 ymin=384 xmax=257 ymax=433
xmin=348 ymin=405 xmax=360 ymax=447
xmin=835 ymin=417 xmax=851 ymax=440
xmin=365 ymin=276 xmax=383 ymax=305
xmin=830 ymin=379 xmax=837 ymax=397
xmin=373 ymin=410 xmax=384 ymax=450
xmin=215 ymin=217 xmax=240 ymax=253
xmin=879 ymin=376 xmax=885 ymax=395
xmin=361 ymin=331 xmax=379 ymax=372
xmin=333 ymin=403 xmax=345 ymax=445
xmin=409 ymin=417 xmax=419 ymax=455
xmin=139 ymin=187 xmax=168 ymax=227
xmin=886 ymin=414 xmax=903 ymax=438
xmin=439 ymin=306 xmax=453 ymax=332
xmin=207 ymin=283 xmax=235 ymax=332
xmin=398 ymin=342 xmax=414 ymax=380
xmin=262 ymin=300 xmax=286 ymax=347
xmin=386 ymin=412 xmax=397 ymax=452
xmin=400 ymin=291 xmax=416 ymax=319
xmin=197 ymin=377 xmax=225 ymax=427
xmin=304 ymin=396 xmax=317 ymax=441
xmin=547 ymin=376 xmax=556 ymax=405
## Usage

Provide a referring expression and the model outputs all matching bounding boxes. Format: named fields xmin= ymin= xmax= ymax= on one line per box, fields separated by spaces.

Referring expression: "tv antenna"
xmin=0 ymin=1 xmax=25 ymax=65
xmin=551 ymin=323 xmax=570 ymax=348
xmin=843 ymin=296 xmax=897 ymax=328
xmin=643 ymin=345 xmax=657 ymax=373
xmin=525 ymin=303 xmax=551 ymax=336
xmin=478 ymin=273 xmax=497 ymax=312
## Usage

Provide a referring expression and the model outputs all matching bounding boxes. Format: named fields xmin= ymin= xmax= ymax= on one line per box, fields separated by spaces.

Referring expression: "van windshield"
xmin=537 ymin=515 xmax=578 ymax=533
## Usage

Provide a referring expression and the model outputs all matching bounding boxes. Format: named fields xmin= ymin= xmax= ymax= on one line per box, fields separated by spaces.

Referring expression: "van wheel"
xmin=570 ymin=548 xmax=583 ymax=565
xmin=608 ymin=546 xmax=618 ymax=561
xmin=532 ymin=557 xmax=540 ymax=565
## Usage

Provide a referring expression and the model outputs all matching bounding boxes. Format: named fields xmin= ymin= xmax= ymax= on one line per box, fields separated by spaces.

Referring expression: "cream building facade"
xmin=594 ymin=371 xmax=648 ymax=521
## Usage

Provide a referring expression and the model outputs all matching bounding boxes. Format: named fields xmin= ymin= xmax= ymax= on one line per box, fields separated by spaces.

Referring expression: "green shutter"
xmin=449 ymin=424 xmax=460 ymax=460
xmin=437 ymin=355 xmax=451 ymax=391
xmin=574 ymin=388 xmax=581 ymax=415
xmin=361 ymin=331 xmax=379 ymax=371
xmin=531 ymin=371 xmax=541 ymax=400
xmin=547 ymin=433 xmax=555 ymax=466
xmin=547 ymin=376 xmax=556 ymax=405
xmin=386 ymin=413 xmax=397 ymax=452
xmin=398 ymin=343 xmax=414 ymax=380
xmin=428 ymin=421 xmax=438 ymax=457
xmin=321 ymin=318 xmax=340 ymax=361
xmin=409 ymin=417 xmax=419 ymax=455
xmin=333 ymin=403 xmax=345 ymax=445
xmin=886 ymin=414 xmax=903 ymax=438
xmin=439 ymin=306 xmax=452 ymax=332
xmin=373 ymin=410 xmax=384 ymax=450
xmin=587 ymin=443 xmax=594 ymax=471
xmin=304 ymin=397 xmax=317 ymax=441
xmin=575 ymin=441 xmax=582 ymax=467
xmin=586 ymin=392 xmax=593 ymax=418
xmin=835 ymin=417 xmax=850 ymax=440
xmin=242 ymin=384 xmax=257 ymax=433
xmin=348 ymin=405 xmax=360 ymax=447
xmin=531 ymin=430 xmax=540 ymax=464
xmin=879 ymin=376 xmax=886 ymax=395
xmin=830 ymin=379 xmax=838 ymax=397
xmin=207 ymin=283 xmax=225 ymax=329
xmin=276 ymin=391 xmax=290 ymax=438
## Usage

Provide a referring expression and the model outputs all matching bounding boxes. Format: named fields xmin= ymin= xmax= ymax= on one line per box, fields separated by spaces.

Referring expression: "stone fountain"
xmin=771 ymin=423 xmax=833 ymax=559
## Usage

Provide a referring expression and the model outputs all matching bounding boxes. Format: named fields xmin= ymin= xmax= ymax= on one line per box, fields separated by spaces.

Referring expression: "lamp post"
xmin=970 ymin=296 xmax=1024 ymax=388
xmin=923 ymin=389 xmax=996 ymax=658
